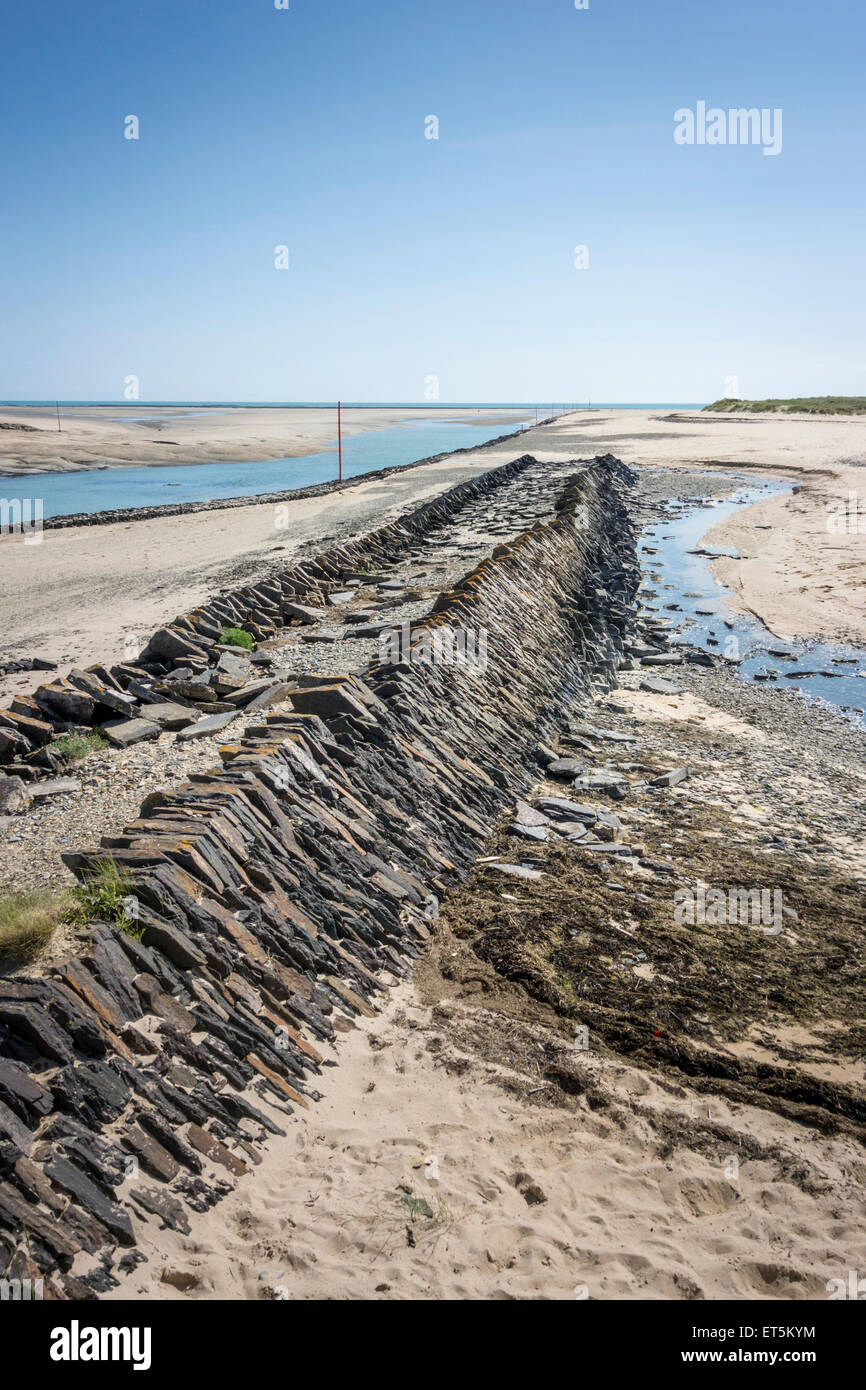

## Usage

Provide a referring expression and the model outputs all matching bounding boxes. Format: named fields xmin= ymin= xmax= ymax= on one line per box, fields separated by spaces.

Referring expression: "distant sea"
xmin=0 ymin=401 xmax=706 ymax=410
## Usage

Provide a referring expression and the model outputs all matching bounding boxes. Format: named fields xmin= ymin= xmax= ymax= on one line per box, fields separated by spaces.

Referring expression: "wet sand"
xmin=0 ymin=405 xmax=525 ymax=476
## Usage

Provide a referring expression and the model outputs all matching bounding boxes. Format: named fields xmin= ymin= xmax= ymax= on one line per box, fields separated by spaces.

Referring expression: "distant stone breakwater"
xmin=0 ymin=453 xmax=639 ymax=1297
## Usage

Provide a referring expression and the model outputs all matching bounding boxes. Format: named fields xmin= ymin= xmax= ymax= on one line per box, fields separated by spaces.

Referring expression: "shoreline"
xmin=0 ymin=404 xmax=529 ymax=478
xmin=31 ymin=422 xmax=540 ymax=529
xmin=1 ymin=408 xmax=865 ymax=695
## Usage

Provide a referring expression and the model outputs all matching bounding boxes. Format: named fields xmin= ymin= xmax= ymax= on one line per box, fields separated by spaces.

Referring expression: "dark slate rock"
xmin=0 ymin=1001 xmax=76 ymax=1066
xmin=50 ymin=1062 xmax=130 ymax=1128
xmin=0 ymin=1059 xmax=53 ymax=1121
xmin=102 ymin=718 xmax=161 ymax=749
xmin=0 ymin=1179 xmax=81 ymax=1267
xmin=121 ymin=1125 xmax=180 ymax=1183
xmin=42 ymin=1155 xmax=135 ymax=1246
xmin=0 ymin=1098 xmax=34 ymax=1154
xmin=129 ymin=1185 xmax=191 ymax=1235
xmin=41 ymin=981 xmax=111 ymax=1056
xmin=38 ymin=1112 xmax=127 ymax=1191
xmin=135 ymin=1108 xmax=203 ymax=1174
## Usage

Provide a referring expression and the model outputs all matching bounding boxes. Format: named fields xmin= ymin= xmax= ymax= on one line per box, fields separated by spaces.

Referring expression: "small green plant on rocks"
xmin=219 ymin=627 xmax=254 ymax=650
xmin=51 ymin=729 xmax=109 ymax=763
xmin=71 ymin=858 xmax=143 ymax=939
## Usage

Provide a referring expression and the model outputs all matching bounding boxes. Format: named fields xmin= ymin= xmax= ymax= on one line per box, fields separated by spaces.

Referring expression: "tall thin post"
xmin=337 ymin=400 xmax=342 ymax=481
xmin=55 ymin=401 xmax=62 ymax=432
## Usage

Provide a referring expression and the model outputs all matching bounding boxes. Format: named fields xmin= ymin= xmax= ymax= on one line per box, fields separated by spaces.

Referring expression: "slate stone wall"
xmin=0 ymin=454 xmax=638 ymax=1297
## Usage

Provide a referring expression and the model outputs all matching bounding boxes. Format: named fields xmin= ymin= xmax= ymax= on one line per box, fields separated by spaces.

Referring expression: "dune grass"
xmin=704 ymin=396 xmax=866 ymax=416
xmin=0 ymin=888 xmax=74 ymax=961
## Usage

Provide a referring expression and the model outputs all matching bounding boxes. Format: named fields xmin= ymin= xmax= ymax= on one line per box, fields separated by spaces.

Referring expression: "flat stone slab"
xmin=241 ymin=681 xmax=293 ymax=713
xmin=103 ymin=718 xmax=162 ymax=748
xmin=535 ymin=797 xmax=598 ymax=824
xmin=641 ymin=653 xmax=683 ymax=666
xmin=140 ymin=702 xmax=197 ymax=730
xmin=547 ymin=758 xmax=585 ymax=776
xmin=26 ymin=777 xmax=81 ymax=799
xmin=639 ymin=677 xmax=682 ymax=696
xmin=508 ymin=823 xmax=549 ymax=842
xmin=486 ymin=862 xmax=545 ymax=881
xmin=0 ymin=709 xmax=55 ymax=747
xmin=283 ymin=602 xmax=324 ymax=624
xmin=573 ymin=771 xmax=629 ymax=791
xmin=289 ymin=684 xmax=370 ymax=721
xmin=649 ymin=767 xmax=690 ymax=788
xmin=176 ymin=711 xmax=239 ymax=742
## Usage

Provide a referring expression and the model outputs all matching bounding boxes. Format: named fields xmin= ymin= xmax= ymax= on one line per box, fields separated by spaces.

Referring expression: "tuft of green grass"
xmin=704 ymin=396 xmax=866 ymax=416
xmin=51 ymin=728 xmax=109 ymax=763
xmin=71 ymin=858 xmax=143 ymax=938
xmin=219 ymin=626 xmax=254 ymax=650
xmin=0 ymin=889 xmax=73 ymax=961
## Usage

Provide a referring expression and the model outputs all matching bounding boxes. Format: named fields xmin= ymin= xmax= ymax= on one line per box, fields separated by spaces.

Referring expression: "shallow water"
xmin=12 ymin=417 xmax=531 ymax=520
xmin=639 ymin=478 xmax=866 ymax=726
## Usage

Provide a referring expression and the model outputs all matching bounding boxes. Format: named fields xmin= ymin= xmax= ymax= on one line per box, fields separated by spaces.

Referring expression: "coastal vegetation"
xmin=51 ymin=728 xmax=109 ymax=763
xmin=704 ymin=396 xmax=866 ymax=415
xmin=219 ymin=626 xmax=254 ymax=649
xmin=0 ymin=887 xmax=72 ymax=960
xmin=71 ymin=857 xmax=142 ymax=938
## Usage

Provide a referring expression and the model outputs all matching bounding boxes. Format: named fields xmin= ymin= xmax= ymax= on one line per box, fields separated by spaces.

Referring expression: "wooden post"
xmin=56 ymin=401 xmax=62 ymax=432
xmin=337 ymin=400 xmax=342 ymax=481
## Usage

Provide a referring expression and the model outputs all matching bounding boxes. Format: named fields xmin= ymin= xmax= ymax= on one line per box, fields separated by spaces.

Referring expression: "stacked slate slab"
xmin=0 ymin=454 xmax=640 ymax=1296
xmin=1 ymin=456 xmax=541 ymax=782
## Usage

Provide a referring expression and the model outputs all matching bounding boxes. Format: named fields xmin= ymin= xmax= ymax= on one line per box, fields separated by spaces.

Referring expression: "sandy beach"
xmin=107 ymin=977 xmax=866 ymax=1303
xmin=103 ymin=663 xmax=866 ymax=1303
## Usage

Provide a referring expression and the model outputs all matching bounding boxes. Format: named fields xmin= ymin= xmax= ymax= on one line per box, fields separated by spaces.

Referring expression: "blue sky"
xmin=1 ymin=0 xmax=863 ymax=402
